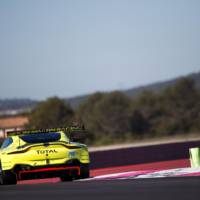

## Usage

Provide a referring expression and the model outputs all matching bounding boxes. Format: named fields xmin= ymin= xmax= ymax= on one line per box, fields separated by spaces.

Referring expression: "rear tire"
xmin=60 ymin=172 xmax=73 ymax=182
xmin=80 ymin=164 xmax=90 ymax=179
xmin=0 ymin=170 xmax=17 ymax=185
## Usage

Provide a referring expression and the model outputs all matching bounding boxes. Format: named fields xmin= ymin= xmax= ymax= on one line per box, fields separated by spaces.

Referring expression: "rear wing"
xmin=6 ymin=126 xmax=86 ymax=142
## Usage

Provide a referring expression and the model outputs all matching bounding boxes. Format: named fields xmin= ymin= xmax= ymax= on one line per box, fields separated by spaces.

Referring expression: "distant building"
xmin=0 ymin=116 xmax=28 ymax=137
xmin=0 ymin=108 xmax=33 ymax=117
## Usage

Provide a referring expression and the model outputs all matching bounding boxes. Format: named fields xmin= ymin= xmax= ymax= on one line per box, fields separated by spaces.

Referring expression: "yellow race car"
xmin=0 ymin=126 xmax=90 ymax=185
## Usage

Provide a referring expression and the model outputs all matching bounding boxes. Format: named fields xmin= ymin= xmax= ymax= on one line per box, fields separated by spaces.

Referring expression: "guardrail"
xmin=89 ymin=140 xmax=200 ymax=169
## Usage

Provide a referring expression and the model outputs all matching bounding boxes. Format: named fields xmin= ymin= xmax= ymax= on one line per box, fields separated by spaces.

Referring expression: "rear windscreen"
xmin=20 ymin=132 xmax=61 ymax=143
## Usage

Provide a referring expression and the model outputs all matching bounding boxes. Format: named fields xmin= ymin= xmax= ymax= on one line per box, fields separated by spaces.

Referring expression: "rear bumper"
xmin=2 ymin=156 xmax=89 ymax=171
xmin=17 ymin=166 xmax=80 ymax=180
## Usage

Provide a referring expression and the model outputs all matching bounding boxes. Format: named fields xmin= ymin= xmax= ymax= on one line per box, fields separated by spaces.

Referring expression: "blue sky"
xmin=0 ymin=0 xmax=199 ymax=100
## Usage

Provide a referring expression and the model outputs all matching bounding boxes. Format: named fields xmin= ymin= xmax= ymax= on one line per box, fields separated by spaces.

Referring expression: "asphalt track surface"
xmin=1 ymin=177 xmax=200 ymax=200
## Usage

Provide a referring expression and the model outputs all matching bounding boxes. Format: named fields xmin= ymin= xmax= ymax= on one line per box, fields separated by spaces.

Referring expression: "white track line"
xmin=80 ymin=167 xmax=200 ymax=181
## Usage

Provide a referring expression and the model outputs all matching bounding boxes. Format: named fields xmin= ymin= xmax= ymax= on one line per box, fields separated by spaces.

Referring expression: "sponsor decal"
xmin=37 ymin=149 xmax=58 ymax=154
xmin=7 ymin=126 xmax=85 ymax=136
xmin=69 ymin=151 xmax=76 ymax=158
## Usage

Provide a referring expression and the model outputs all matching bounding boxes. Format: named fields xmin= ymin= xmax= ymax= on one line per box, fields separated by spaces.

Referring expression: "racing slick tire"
xmin=60 ymin=171 xmax=73 ymax=182
xmin=80 ymin=164 xmax=90 ymax=179
xmin=0 ymin=170 xmax=17 ymax=185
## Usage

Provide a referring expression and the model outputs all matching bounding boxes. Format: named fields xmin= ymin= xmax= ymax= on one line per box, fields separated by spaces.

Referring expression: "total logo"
xmin=37 ymin=149 xmax=58 ymax=154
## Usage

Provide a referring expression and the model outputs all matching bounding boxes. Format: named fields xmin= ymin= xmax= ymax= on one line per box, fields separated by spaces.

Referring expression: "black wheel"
xmin=60 ymin=172 xmax=73 ymax=182
xmin=0 ymin=170 xmax=17 ymax=185
xmin=80 ymin=164 xmax=90 ymax=179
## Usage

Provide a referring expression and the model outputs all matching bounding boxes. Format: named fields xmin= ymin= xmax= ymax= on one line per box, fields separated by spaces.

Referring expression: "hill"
xmin=0 ymin=99 xmax=37 ymax=115
xmin=124 ymin=72 xmax=200 ymax=96
xmin=65 ymin=72 xmax=200 ymax=108
xmin=0 ymin=72 xmax=200 ymax=111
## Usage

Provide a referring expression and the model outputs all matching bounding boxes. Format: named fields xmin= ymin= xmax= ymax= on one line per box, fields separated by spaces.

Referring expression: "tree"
xmin=129 ymin=110 xmax=149 ymax=134
xmin=131 ymin=91 xmax=165 ymax=135
xmin=158 ymin=78 xmax=200 ymax=134
xmin=26 ymin=97 xmax=74 ymax=129
xmin=94 ymin=91 xmax=131 ymax=137
xmin=77 ymin=91 xmax=132 ymax=141
xmin=76 ymin=92 xmax=105 ymax=131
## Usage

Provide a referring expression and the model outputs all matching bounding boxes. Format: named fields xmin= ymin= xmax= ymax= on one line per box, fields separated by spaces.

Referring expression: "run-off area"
xmin=17 ymin=158 xmax=199 ymax=184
